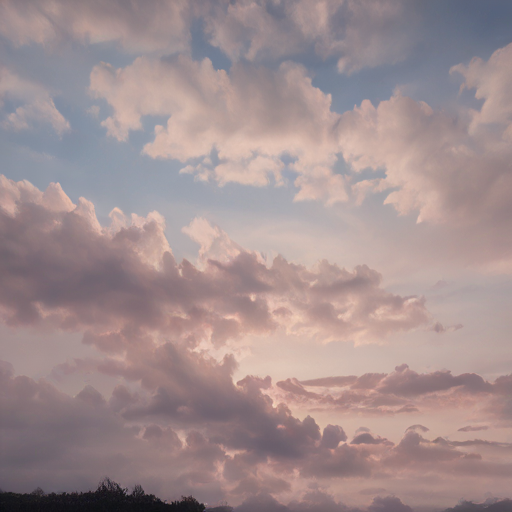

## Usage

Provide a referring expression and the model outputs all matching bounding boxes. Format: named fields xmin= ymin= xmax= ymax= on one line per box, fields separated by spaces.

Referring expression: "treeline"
xmin=0 ymin=477 xmax=206 ymax=512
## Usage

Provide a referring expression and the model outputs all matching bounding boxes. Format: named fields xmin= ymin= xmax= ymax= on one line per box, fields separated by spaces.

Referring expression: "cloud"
xmin=0 ymin=67 xmax=70 ymax=135
xmin=0 ymin=175 xmax=433 ymax=345
xmin=458 ymin=426 xmax=490 ymax=433
xmin=3 ymin=355 xmax=512 ymax=503
xmin=204 ymin=0 xmax=416 ymax=74
xmin=451 ymin=42 xmax=512 ymax=134
xmin=321 ymin=425 xmax=348 ymax=449
xmin=351 ymin=433 xmax=390 ymax=446
xmin=376 ymin=364 xmax=492 ymax=397
xmin=235 ymin=493 xmax=289 ymax=512
xmin=234 ymin=491 xmax=414 ymax=512
xmin=2 ymin=176 xmax=512 ymax=502
xmin=88 ymin=40 xmax=512 ymax=268
xmin=90 ymin=55 xmax=346 ymax=202
xmin=442 ymin=500 xmax=512 ymax=512
xmin=367 ymin=496 xmax=412 ymax=512
xmin=336 ymin=43 xmax=512 ymax=264
xmin=299 ymin=376 xmax=358 ymax=388
xmin=277 ymin=365 xmax=512 ymax=417
xmin=0 ymin=0 xmax=193 ymax=53
xmin=405 ymin=425 xmax=429 ymax=433
xmin=0 ymin=0 xmax=415 ymax=74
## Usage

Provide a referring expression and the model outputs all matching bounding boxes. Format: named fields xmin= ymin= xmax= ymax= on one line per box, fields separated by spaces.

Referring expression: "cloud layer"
xmin=1 ymin=176 xmax=512 ymax=506
xmin=277 ymin=364 xmax=512 ymax=423
xmin=0 ymin=175 xmax=433 ymax=346
xmin=87 ymin=40 xmax=512 ymax=266
xmin=0 ymin=0 xmax=414 ymax=74
xmin=2 ymin=2 xmax=512 ymax=508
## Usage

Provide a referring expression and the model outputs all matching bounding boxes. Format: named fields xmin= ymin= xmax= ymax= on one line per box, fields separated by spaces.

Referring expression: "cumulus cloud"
xmin=367 ymin=496 xmax=412 ymax=512
xmin=451 ymin=42 xmax=512 ymax=134
xmin=3 ymin=354 xmax=512 ymax=504
xmin=336 ymin=42 xmax=512 ymax=263
xmin=0 ymin=175 xmax=433 ymax=345
xmin=0 ymin=67 xmax=70 ymax=135
xmin=204 ymin=0 xmax=416 ymax=74
xmin=3 ymin=176 xmax=509 ymax=502
xmin=0 ymin=0 xmax=415 ymax=74
xmin=90 ymin=55 xmax=345 ymax=202
xmin=338 ymin=92 xmax=512 ymax=226
xmin=235 ymin=489 xmax=357 ymax=512
xmin=88 ymin=40 xmax=512 ymax=267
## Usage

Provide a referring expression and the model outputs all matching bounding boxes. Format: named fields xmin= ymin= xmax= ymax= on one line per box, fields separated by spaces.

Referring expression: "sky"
xmin=1 ymin=1 xmax=512 ymax=510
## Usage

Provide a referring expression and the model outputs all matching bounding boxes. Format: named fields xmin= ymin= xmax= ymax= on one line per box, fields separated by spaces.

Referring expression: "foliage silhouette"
xmin=0 ymin=478 xmax=206 ymax=512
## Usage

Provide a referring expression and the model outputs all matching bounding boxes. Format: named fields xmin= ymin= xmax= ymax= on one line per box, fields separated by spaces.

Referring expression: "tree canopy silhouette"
xmin=0 ymin=478 xmax=206 ymax=512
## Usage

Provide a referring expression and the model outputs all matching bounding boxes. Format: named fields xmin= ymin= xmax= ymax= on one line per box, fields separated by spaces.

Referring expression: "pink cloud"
xmin=0 ymin=67 xmax=70 ymax=135
xmin=0 ymin=176 xmax=434 ymax=346
xmin=0 ymin=0 xmax=415 ymax=75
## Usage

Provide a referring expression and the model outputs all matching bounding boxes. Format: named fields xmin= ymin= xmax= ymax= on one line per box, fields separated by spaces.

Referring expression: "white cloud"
xmin=337 ymin=43 xmax=512 ymax=228
xmin=0 ymin=0 xmax=414 ymax=74
xmin=451 ymin=42 xmax=512 ymax=134
xmin=334 ymin=43 xmax=512 ymax=265
xmin=89 ymin=40 xmax=512 ymax=266
xmin=0 ymin=67 xmax=70 ymax=135
xmin=90 ymin=56 xmax=345 ymax=202
xmin=0 ymin=0 xmax=193 ymax=54
xmin=204 ymin=0 xmax=415 ymax=74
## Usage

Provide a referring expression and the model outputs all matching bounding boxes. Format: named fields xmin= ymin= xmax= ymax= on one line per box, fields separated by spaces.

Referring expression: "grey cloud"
xmin=405 ymin=425 xmax=429 ymax=433
xmin=285 ymin=366 xmax=507 ymax=417
xmin=458 ymin=425 xmax=490 ymax=432
xmin=300 ymin=376 xmax=358 ymax=387
xmin=367 ymin=496 xmax=412 ymax=512
xmin=75 ymin=385 xmax=107 ymax=407
xmin=231 ymin=475 xmax=291 ymax=497
xmin=351 ymin=373 xmax=388 ymax=390
xmin=4 ymin=355 xmax=512 ymax=503
xmin=0 ymin=176 xmax=434 ymax=347
xmin=288 ymin=490 xmax=354 ymax=512
xmin=277 ymin=379 xmax=323 ymax=400
xmin=235 ymin=493 xmax=289 ymax=512
xmin=321 ymin=425 xmax=347 ymax=449
xmin=234 ymin=491 xmax=415 ymax=512
xmin=435 ymin=439 xmax=512 ymax=451
xmin=359 ymin=488 xmax=387 ymax=496
xmin=442 ymin=500 xmax=512 ymax=512
xmin=0 ymin=361 xmax=234 ymax=501
xmin=386 ymin=431 xmax=464 ymax=466
xmin=377 ymin=365 xmax=492 ymax=397
xmin=301 ymin=443 xmax=373 ymax=479
xmin=351 ymin=433 xmax=390 ymax=446
xmin=90 ymin=341 xmax=324 ymax=462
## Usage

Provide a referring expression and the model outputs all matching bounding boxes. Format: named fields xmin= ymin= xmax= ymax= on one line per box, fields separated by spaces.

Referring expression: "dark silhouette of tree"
xmin=169 ymin=495 xmax=206 ymax=512
xmin=0 ymin=478 xmax=207 ymax=512
xmin=132 ymin=484 xmax=146 ymax=499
